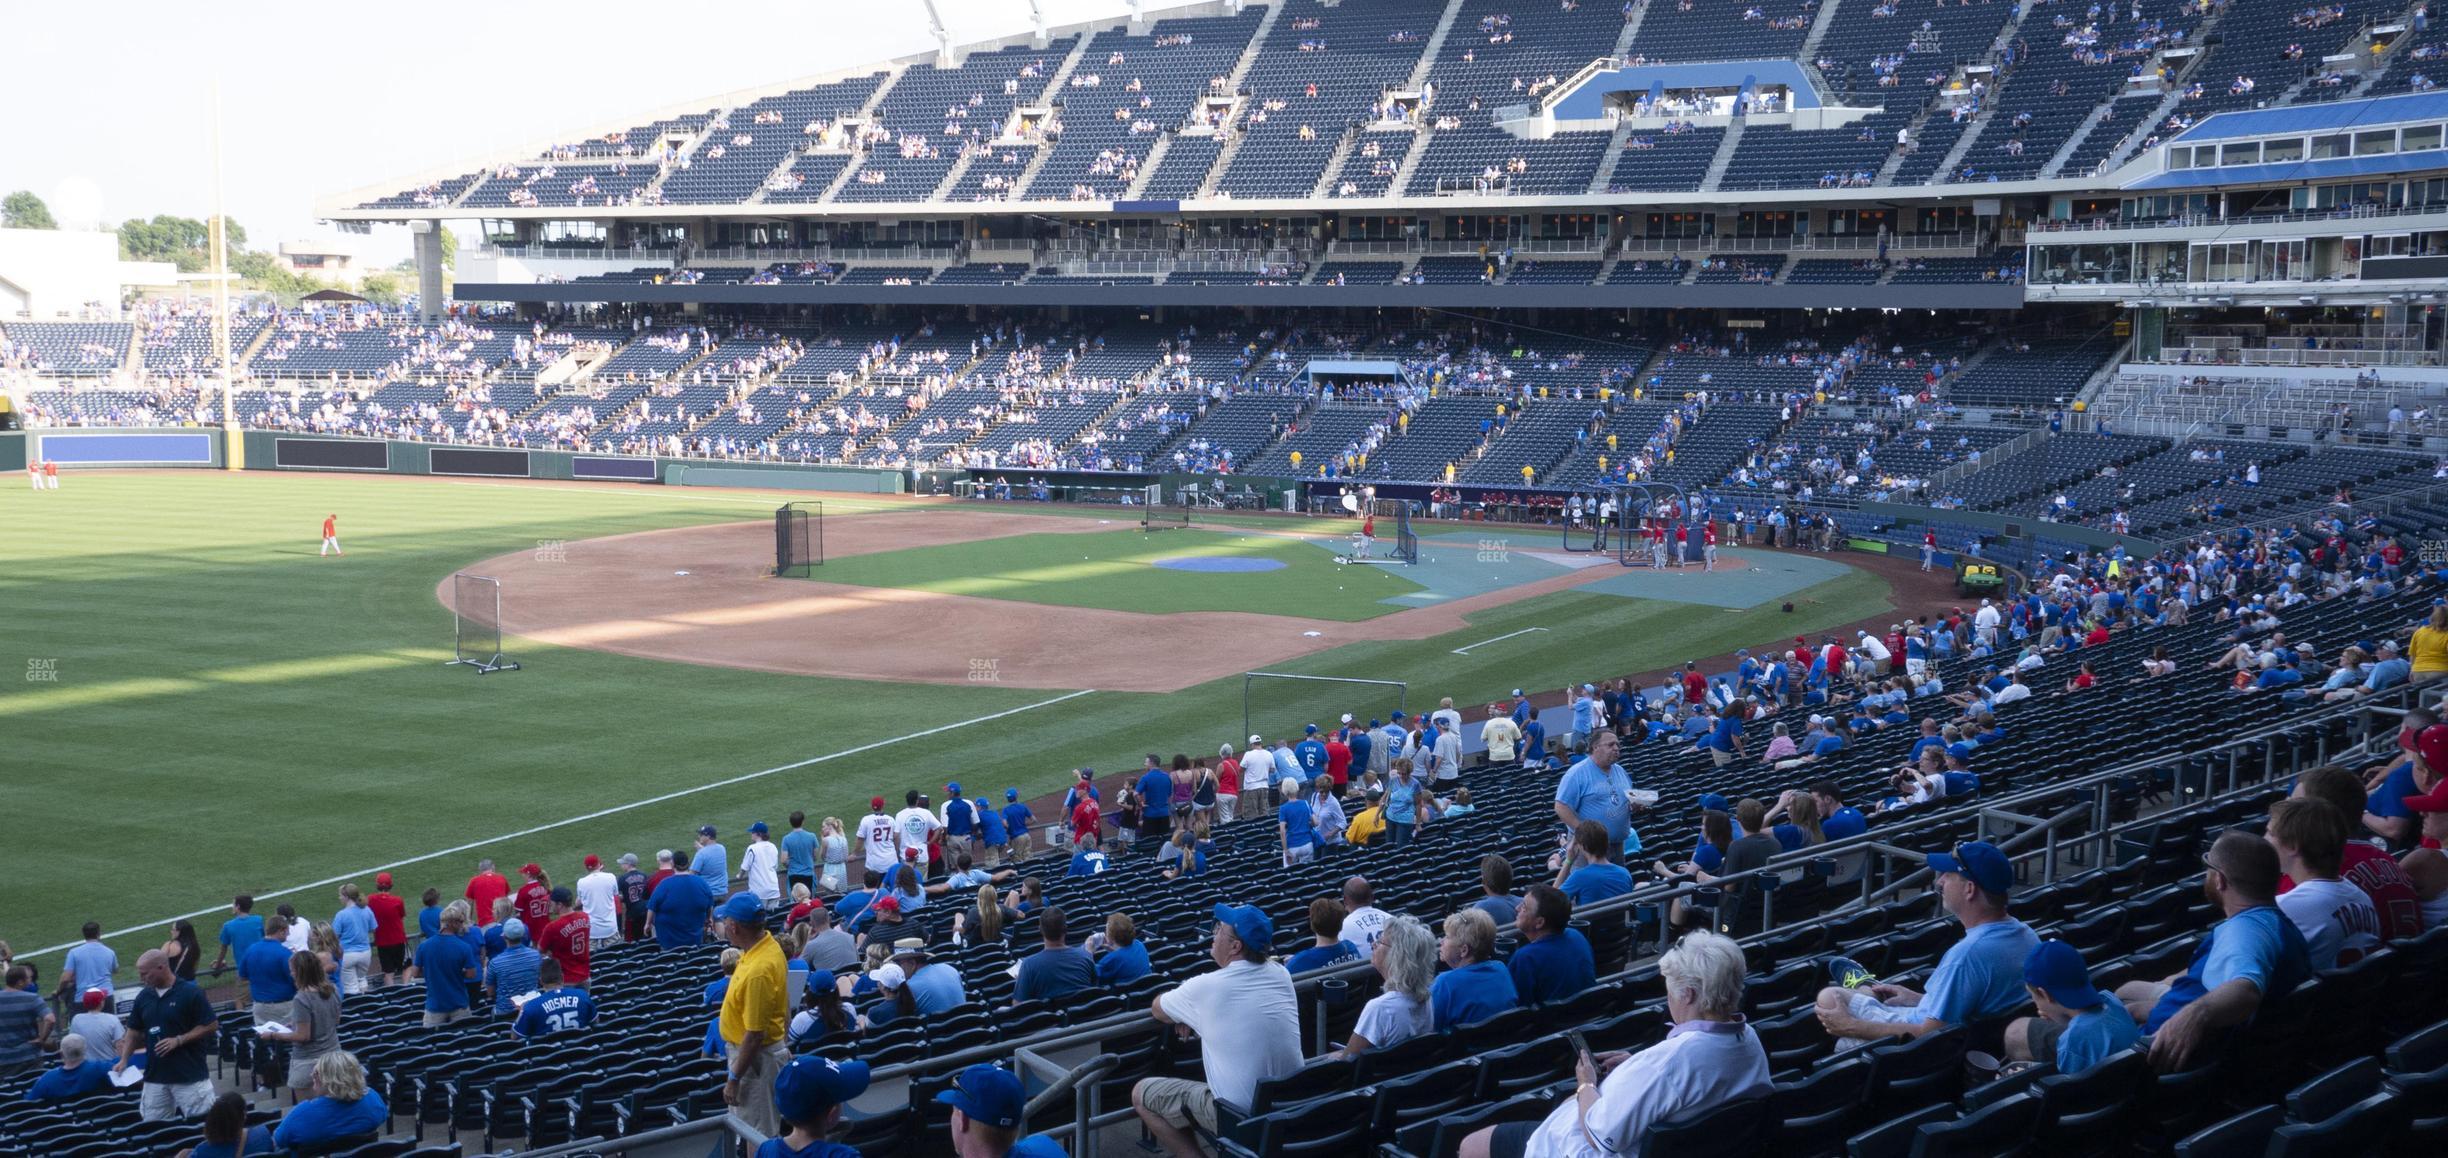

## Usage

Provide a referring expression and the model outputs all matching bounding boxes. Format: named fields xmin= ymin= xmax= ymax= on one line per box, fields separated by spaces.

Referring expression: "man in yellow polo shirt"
xmin=714 ymin=893 xmax=791 ymax=1136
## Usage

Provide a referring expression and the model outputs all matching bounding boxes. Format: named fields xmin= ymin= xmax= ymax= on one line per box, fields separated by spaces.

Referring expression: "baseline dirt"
xmin=440 ymin=510 xmax=1819 ymax=693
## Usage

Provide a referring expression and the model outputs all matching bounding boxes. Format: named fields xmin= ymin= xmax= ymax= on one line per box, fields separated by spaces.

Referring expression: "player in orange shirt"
xmin=1353 ymin=512 xmax=1377 ymax=561
xmin=320 ymin=513 xmax=343 ymax=557
xmin=42 ymin=460 xmax=59 ymax=490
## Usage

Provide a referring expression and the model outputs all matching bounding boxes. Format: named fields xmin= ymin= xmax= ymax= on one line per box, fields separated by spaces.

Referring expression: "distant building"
xmin=0 ymin=227 xmax=177 ymax=320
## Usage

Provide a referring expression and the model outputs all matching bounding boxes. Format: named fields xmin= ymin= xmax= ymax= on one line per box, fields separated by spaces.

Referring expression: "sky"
xmin=2 ymin=0 xmax=1141 ymax=264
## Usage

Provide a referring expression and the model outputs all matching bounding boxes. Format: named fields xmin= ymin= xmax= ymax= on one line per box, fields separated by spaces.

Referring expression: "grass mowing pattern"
xmin=806 ymin=527 xmax=1422 ymax=620
xmin=6 ymin=472 xmax=1891 ymax=969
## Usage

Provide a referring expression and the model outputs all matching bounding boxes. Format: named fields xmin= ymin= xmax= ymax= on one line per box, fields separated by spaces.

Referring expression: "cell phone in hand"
xmin=1567 ymin=1030 xmax=1592 ymax=1063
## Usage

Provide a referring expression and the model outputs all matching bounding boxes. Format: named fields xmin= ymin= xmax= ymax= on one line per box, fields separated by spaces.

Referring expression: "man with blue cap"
xmin=757 ymin=1055 xmax=869 ymax=1157
xmin=716 ymin=893 xmax=792 ymax=1136
xmin=2006 ymin=940 xmax=2139 ymax=1075
xmin=1133 ymin=904 xmax=1302 ymax=1157
xmin=938 ymin=1063 xmax=1067 ymax=1156
xmin=1814 ymin=840 xmax=2038 ymax=1049
xmin=1000 ymin=789 xmax=1035 ymax=862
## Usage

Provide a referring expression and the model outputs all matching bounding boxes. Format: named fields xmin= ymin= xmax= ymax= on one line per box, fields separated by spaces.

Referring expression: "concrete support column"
xmin=411 ymin=222 xmax=447 ymax=322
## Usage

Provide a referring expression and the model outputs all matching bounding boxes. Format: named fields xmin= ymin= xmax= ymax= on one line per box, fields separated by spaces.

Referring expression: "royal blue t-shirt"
xmin=1821 ymin=807 xmax=1869 ymax=841
xmin=414 ymin=933 xmax=479 ymax=1013
xmin=978 ymin=807 xmax=1009 ymax=847
xmin=1811 ymin=733 xmax=1846 ymax=758
xmin=1002 ymin=802 xmax=1034 ymax=834
xmin=218 ymin=913 xmax=265 ymax=960
xmin=1285 ymin=940 xmax=1359 ymax=973
xmin=944 ymin=797 xmax=977 ymax=836
xmin=1279 ymin=799 xmax=1317 ymax=849
xmin=2369 ymin=763 xmax=2419 ymax=819
xmin=1293 ymin=739 xmax=1329 ymax=780
xmin=239 ymin=940 xmax=297 ymax=1004
xmin=1069 ymin=850 xmax=1109 ymax=877
xmin=23 ymin=1059 xmax=111 ymax=1103
xmin=1520 ymin=720 xmax=1548 ymax=762
xmin=1561 ymin=862 xmax=1635 ymax=905
xmin=272 ymin=1091 xmax=389 ymax=1149
xmin=1508 ymin=928 xmax=1596 ymax=1004
xmin=1349 ymin=730 xmax=1375 ymax=772
xmin=1431 ymin=959 xmax=1520 ymax=1029
xmin=1703 ymin=715 xmax=1742 ymax=753
xmin=188 ymin=1126 xmax=277 ymax=1158
xmin=1096 ymin=940 xmax=1151 ymax=986
xmin=1136 ymin=770 xmax=1175 ymax=820
xmin=647 ymin=873 xmax=715 ymax=949
xmin=417 ymin=905 xmax=441 ymax=941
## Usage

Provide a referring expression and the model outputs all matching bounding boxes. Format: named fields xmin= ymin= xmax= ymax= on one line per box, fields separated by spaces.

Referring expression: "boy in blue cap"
xmin=2007 ymin=940 xmax=2140 ymax=1075
xmin=937 ymin=1062 xmax=1067 ymax=1156
xmin=758 ymin=1055 xmax=870 ymax=1158
xmin=1000 ymin=790 xmax=1034 ymax=862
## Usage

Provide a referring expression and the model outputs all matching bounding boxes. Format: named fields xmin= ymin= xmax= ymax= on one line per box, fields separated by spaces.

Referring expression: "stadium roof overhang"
xmin=449 ymin=279 xmax=2027 ymax=311
xmin=322 ymin=174 xmax=2097 ymax=228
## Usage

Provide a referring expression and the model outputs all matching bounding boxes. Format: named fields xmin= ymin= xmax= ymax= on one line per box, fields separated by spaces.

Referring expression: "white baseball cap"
xmin=1248 ymin=734 xmax=1263 ymax=745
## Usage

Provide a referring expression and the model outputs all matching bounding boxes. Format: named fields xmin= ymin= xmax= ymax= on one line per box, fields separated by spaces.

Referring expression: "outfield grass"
xmin=812 ymin=527 xmax=1422 ymax=620
xmin=7 ymin=472 xmax=1893 ymax=972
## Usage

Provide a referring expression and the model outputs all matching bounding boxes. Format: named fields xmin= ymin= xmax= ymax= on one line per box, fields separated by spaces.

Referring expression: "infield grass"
xmin=809 ymin=527 xmax=1423 ymax=620
xmin=7 ymin=471 xmax=1892 ymax=972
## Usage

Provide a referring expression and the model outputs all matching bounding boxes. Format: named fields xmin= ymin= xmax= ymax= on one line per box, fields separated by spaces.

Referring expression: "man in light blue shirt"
xmin=691 ymin=826 xmax=730 ymax=895
xmin=1816 ymin=841 xmax=2037 ymax=1047
xmin=60 ymin=925 xmax=118 ymax=1001
xmin=1553 ymin=730 xmax=1641 ymax=855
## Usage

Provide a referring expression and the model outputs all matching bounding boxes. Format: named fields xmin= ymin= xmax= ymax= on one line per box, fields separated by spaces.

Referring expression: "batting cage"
xmin=1559 ymin=483 xmax=1689 ymax=567
xmin=1242 ymin=672 xmax=1408 ymax=753
xmin=446 ymin=573 xmax=521 ymax=674
xmin=774 ymin=501 xmax=824 ymax=577
xmin=956 ymin=480 xmax=1158 ymax=506
xmin=1336 ymin=494 xmax=1419 ymax=566
xmin=1142 ymin=504 xmax=1191 ymax=532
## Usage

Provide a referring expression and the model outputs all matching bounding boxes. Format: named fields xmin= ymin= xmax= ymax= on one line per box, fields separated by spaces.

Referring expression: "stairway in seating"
xmin=1003 ymin=32 xmax=1100 ymax=201
xmin=814 ymin=68 xmax=909 ymax=203
xmin=1697 ymin=117 xmax=1745 ymax=192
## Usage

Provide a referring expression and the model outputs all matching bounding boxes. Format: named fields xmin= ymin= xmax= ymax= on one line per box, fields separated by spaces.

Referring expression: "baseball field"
xmin=9 ymin=470 xmax=1897 ymax=972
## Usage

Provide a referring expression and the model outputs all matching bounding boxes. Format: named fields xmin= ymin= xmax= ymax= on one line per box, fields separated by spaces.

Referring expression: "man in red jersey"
xmin=535 ymin=887 xmax=593 ymax=988
xmin=464 ymin=859 xmax=510 ymax=937
xmin=367 ymin=872 xmax=410 ymax=987
xmin=514 ymin=863 xmax=555 ymax=928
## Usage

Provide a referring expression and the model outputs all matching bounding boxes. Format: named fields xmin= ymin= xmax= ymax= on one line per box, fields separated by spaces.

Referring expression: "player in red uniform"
xmin=321 ymin=514 xmax=343 ymax=557
xmin=1353 ymin=513 xmax=1377 ymax=561
xmin=1703 ymin=520 xmax=1719 ymax=570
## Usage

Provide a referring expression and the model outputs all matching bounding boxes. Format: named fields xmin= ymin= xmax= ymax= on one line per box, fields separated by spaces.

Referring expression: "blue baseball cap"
xmin=1006 ymin=788 xmax=1020 ymax=800
xmin=1927 ymin=841 xmax=2014 ymax=897
xmin=500 ymin=918 xmax=527 ymax=942
xmin=747 ymin=820 xmax=769 ymax=835
xmin=715 ymin=893 xmax=765 ymax=925
xmin=698 ymin=825 xmax=718 ymax=838
xmin=1391 ymin=710 xmax=1407 ymax=720
xmin=1696 ymin=793 xmax=1730 ymax=813
xmin=1213 ymin=903 xmax=1273 ymax=951
xmin=946 ymin=781 xmax=962 ymax=795
xmin=1368 ymin=719 xmax=1382 ymax=728
xmin=2023 ymin=940 xmax=2106 ymax=1010
xmin=1305 ymin=724 xmax=1318 ymax=735
xmin=934 ymin=1063 xmax=1025 ymax=1129
xmin=805 ymin=968 xmax=836 ymax=997
xmin=775 ymin=1055 xmax=871 ymax=1124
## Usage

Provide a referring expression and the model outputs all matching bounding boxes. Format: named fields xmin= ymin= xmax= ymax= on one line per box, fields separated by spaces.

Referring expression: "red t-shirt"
xmin=465 ymin=873 xmax=510 ymax=926
xmin=644 ymin=868 xmax=675 ymax=899
xmin=1070 ymin=798 xmax=1102 ymax=843
xmin=367 ymin=891 xmax=408 ymax=947
xmin=1325 ymin=741 xmax=1351 ymax=786
xmin=1704 ymin=524 xmax=1717 ymax=546
xmin=537 ymin=910 xmax=592 ymax=982
xmin=1681 ymin=671 xmax=1707 ymax=702
xmin=515 ymin=881 xmax=554 ymax=928
xmin=1217 ymin=759 xmax=1241 ymax=796
xmin=322 ymin=517 xmax=336 ymax=538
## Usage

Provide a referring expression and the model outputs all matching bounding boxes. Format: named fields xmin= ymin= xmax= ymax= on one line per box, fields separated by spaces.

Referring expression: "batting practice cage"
xmin=1559 ymin=483 xmax=1688 ymax=567
xmin=1142 ymin=504 xmax=1191 ymax=531
xmin=446 ymin=573 xmax=521 ymax=674
xmin=1337 ymin=496 xmax=1418 ymax=565
xmin=955 ymin=480 xmax=1158 ymax=506
xmin=774 ymin=501 xmax=824 ymax=577
xmin=1242 ymin=672 xmax=1408 ymax=754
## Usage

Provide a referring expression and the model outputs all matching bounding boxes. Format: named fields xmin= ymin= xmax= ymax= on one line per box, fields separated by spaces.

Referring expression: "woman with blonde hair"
xmin=1333 ymin=915 xmax=1437 ymax=1058
xmin=818 ymin=817 xmax=850 ymax=892
xmin=2413 ymin=604 xmax=2448 ymax=684
xmin=271 ymin=1051 xmax=387 ymax=1150
xmin=954 ymin=883 xmax=1017 ymax=946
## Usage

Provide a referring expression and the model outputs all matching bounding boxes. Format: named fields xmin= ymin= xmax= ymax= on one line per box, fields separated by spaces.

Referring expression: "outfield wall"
xmin=0 ymin=429 xmax=906 ymax=494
